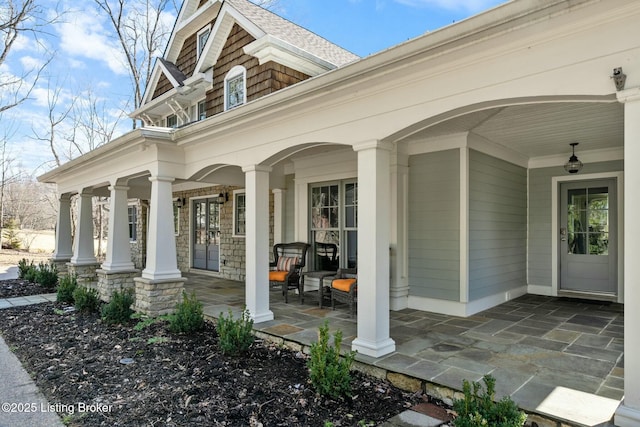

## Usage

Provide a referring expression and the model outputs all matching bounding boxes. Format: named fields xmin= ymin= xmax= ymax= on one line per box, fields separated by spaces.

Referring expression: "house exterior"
xmin=38 ymin=0 xmax=640 ymax=424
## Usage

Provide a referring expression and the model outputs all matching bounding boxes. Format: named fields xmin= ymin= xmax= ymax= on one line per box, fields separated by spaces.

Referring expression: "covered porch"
xmin=184 ymin=272 xmax=623 ymax=427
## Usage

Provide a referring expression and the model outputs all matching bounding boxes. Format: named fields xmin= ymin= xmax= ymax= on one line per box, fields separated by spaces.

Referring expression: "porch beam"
xmin=615 ymin=87 xmax=640 ymax=427
xmin=70 ymin=190 xmax=97 ymax=265
xmin=351 ymin=140 xmax=396 ymax=358
xmin=243 ymin=165 xmax=274 ymax=323
xmin=101 ymin=184 xmax=135 ymax=271
xmin=141 ymin=176 xmax=181 ymax=280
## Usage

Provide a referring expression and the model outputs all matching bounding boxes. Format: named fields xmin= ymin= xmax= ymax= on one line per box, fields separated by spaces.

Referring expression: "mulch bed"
xmin=0 ymin=301 xmax=427 ymax=426
xmin=0 ymin=279 xmax=53 ymax=298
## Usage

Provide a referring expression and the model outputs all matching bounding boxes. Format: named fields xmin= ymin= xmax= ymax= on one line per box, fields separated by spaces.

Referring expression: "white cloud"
xmin=55 ymin=9 xmax=128 ymax=76
xmin=393 ymin=0 xmax=502 ymax=13
xmin=20 ymin=56 xmax=46 ymax=70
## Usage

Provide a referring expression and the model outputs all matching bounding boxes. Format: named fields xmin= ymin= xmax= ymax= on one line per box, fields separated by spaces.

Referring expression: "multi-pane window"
xmin=567 ymin=187 xmax=609 ymax=255
xmin=197 ymin=100 xmax=207 ymax=121
xmin=166 ymin=114 xmax=177 ymax=128
xmin=197 ymin=28 xmax=210 ymax=57
xmin=310 ymin=181 xmax=357 ymax=269
xmin=225 ymin=66 xmax=246 ymax=110
xmin=128 ymin=206 xmax=137 ymax=242
xmin=234 ymin=191 xmax=246 ymax=236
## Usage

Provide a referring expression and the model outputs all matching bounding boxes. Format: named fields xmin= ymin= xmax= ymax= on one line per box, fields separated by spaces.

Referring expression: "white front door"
xmin=559 ymin=179 xmax=617 ymax=296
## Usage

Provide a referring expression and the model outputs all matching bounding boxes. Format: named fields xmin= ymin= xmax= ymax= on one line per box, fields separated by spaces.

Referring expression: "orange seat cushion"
xmin=269 ymin=271 xmax=289 ymax=282
xmin=332 ymin=278 xmax=357 ymax=292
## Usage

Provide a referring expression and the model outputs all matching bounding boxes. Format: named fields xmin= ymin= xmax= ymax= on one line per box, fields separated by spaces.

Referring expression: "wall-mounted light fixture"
xmin=217 ymin=192 xmax=228 ymax=204
xmin=175 ymin=197 xmax=186 ymax=208
xmin=564 ymin=142 xmax=583 ymax=174
xmin=612 ymin=67 xmax=626 ymax=91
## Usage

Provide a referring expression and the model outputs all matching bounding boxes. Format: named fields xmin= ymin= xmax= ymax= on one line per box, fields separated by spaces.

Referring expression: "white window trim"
xmin=127 ymin=204 xmax=138 ymax=242
xmin=232 ymin=189 xmax=246 ymax=238
xmin=197 ymin=99 xmax=207 ymax=121
xmin=197 ymin=25 xmax=211 ymax=59
xmin=172 ymin=198 xmax=181 ymax=236
xmin=224 ymin=65 xmax=247 ymax=111
xmin=166 ymin=114 xmax=177 ymax=128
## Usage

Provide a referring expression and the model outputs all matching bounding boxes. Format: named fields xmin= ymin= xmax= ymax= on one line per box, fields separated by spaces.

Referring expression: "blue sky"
xmin=1 ymin=0 xmax=506 ymax=176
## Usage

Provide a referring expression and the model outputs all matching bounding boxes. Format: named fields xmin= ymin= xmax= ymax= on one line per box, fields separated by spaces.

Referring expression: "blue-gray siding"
xmin=408 ymin=150 xmax=460 ymax=301
xmin=527 ymin=160 xmax=623 ymax=288
xmin=468 ymin=150 xmax=527 ymax=301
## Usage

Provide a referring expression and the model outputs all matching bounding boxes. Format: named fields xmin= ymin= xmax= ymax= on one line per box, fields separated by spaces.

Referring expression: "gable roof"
xmin=135 ymin=0 xmax=360 ymax=120
xmin=227 ymin=0 xmax=358 ymax=68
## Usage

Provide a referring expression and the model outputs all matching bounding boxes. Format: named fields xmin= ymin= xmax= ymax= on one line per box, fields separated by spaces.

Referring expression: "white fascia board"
xmin=157 ymin=60 xmax=182 ymax=88
xmin=168 ymin=0 xmax=222 ymax=63
xmin=244 ymin=35 xmax=335 ymax=77
xmin=130 ymin=87 xmax=179 ymax=119
xmin=140 ymin=61 xmax=163 ymax=107
xmin=194 ymin=3 xmax=266 ymax=74
xmin=37 ymin=128 xmax=174 ymax=184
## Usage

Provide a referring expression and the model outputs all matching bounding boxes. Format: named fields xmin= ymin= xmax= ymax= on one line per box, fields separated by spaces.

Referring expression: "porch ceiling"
xmin=402 ymin=102 xmax=624 ymax=159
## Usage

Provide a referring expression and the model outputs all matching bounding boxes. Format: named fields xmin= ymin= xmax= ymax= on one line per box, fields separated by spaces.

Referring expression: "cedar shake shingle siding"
xmin=206 ymin=24 xmax=311 ymax=116
xmin=152 ymin=74 xmax=173 ymax=100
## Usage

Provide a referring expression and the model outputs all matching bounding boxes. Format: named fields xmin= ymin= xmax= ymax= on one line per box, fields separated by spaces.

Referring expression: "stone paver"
xmin=182 ymin=274 xmax=625 ymax=426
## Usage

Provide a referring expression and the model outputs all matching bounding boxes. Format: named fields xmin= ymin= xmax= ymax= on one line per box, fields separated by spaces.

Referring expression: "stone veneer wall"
xmin=173 ymin=186 xmax=274 ymax=282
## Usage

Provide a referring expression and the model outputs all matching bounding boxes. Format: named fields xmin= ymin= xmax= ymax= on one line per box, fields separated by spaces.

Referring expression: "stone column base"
xmin=133 ymin=276 xmax=187 ymax=317
xmin=96 ymin=269 xmax=140 ymax=302
xmin=50 ymin=257 xmax=71 ymax=274
xmin=67 ymin=263 xmax=100 ymax=291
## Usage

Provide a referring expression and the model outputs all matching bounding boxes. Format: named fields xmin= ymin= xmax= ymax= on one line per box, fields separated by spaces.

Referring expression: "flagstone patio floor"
xmin=184 ymin=273 xmax=623 ymax=427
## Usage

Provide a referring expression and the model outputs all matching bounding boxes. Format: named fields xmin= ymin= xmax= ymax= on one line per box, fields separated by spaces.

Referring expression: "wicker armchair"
xmin=330 ymin=268 xmax=357 ymax=317
xmin=269 ymin=242 xmax=310 ymax=303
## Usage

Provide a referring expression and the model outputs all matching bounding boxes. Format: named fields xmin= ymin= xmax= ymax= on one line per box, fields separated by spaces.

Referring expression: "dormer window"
xmin=224 ymin=65 xmax=247 ymax=110
xmin=224 ymin=65 xmax=246 ymax=110
xmin=197 ymin=26 xmax=211 ymax=58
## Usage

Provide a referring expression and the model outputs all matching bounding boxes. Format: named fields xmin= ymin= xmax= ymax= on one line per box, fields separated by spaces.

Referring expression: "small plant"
xmin=73 ymin=286 xmax=100 ymax=313
xmin=132 ymin=313 xmax=170 ymax=331
xmin=168 ymin=291 xmax=204 ymax=334
xmin=308 ymin=320 xmax=356 ymax=399
xmin=101 ymin=289 xmax=135 ymax=325
xmin=216 ymin=308 xmax=254 ymax=356
xmin=147 ymin=336 xmax=169 ymax=345
xmin=35 ymin=261 xmax=59 ymax=289
xmin=23 ymin=263 xmax=38 ymax=283
xmin=56 ymin=274 xmax=78 ymax=304
xmin=17 ymin=258 xmax=34 ymax=279
xmin=452 ymin=375 xmax=527 ymax=427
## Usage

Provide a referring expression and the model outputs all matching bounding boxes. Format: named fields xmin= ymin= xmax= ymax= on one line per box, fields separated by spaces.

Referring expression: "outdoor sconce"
xmin=175 ymin=197 xmax=186 ymax=208
xmin=564 ymin=142 xmax=583 ymax=174
xmin=217 ymin=192 xmax=228 ymax=204
xmin=612 ymin=67 xmax=626 ymax=91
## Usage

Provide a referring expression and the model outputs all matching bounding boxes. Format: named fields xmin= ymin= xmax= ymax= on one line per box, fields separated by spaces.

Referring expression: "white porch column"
xmin=101 ymin=184 xmax=135 ymax=271
xmin=141 ymin=176 xmax=181 ymax=280
xmin=52 ymin=194 xmax=73 ymax=262
xmin=351 ymin=140 xmax=396 ymax=358
xmin=70 ymin=191 xmax=97 ymax=265
xmin=272 ymin=188 xmax=286 ymax=244
xmin=243 ymin=165 xmax=274 ymax=323
xmin=390 ymin=149 xmax=409 ymax=310
xmin=616 ymin=87 xmax=640 ymax=427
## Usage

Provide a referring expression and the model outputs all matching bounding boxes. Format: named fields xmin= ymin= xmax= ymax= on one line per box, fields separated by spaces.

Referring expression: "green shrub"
xmin=73 ymin=286 xmax=100 ymax=313
xmin=56 ymin=274 xmax=77 ymax=304
xmin=35 ymin=261 xmax=59 ymax=289
xmin=17 ymin=258 xmax=34 ymax=279
xmin=453 ymin=375 xmax=527 ymax=427
xmin=101 ymin=289 xmax=135 ymax=325
xmin=216 ymin=308 xmax=254 ymax=356
xmin=2 ymin=219 xmax=21 ymax=249
xmin=308 ymin=320 xmax=356 ymax=399
xmin=23 ymin=263 xmax=38 ymax=283
xmin=168 ymin=291 xmax=204 ymax=334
